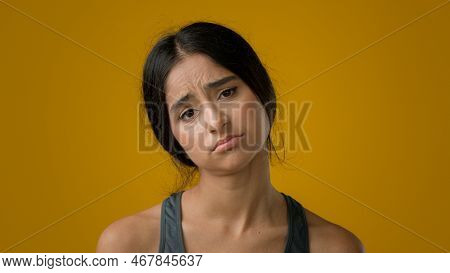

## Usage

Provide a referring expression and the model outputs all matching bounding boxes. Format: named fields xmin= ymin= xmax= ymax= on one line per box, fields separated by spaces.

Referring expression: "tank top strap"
xmin=281 ymin=192 xmax=310 ymax=253
xmin=158 ymin=191 xmax=186 ymax=253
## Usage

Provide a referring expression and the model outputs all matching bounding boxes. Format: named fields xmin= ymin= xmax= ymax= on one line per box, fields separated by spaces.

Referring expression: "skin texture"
xmin=97 ymin=53 xmax=365 ymax=253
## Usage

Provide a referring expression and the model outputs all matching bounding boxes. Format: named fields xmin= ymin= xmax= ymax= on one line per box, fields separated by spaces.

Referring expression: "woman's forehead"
xmin=165 ymin=54 xmax=235 ymax=100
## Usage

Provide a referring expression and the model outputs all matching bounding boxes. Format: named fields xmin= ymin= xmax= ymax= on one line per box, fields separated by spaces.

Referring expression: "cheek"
xmin=171 ymin=123 xmax=203 ymax=154
xmin=240 ymin=101 xmax=269 ymax=148
xmin=178 ymin=131 xmax=190 ymax=147
xmin=171 ymin=122 xmax=190 ymax=148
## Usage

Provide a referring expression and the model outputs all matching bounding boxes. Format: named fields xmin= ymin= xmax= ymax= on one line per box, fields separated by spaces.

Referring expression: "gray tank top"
xmin=158 ymin=191 xmax=310 ymax=253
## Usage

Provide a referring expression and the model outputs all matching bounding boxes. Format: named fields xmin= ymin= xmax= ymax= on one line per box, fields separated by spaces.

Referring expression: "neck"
xmin=185 ymin=149 xmax=284 ymax=235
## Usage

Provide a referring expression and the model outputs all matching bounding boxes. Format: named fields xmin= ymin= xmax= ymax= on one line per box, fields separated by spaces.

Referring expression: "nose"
xmin=202 ymin=102 xmax=228 ymax=134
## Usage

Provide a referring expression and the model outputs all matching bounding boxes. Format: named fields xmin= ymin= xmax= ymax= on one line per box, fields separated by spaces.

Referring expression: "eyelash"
xmin=178 ymin=87 xmax=237 ymax=121
xmin=217 ymin=86 xmax=237 ymax=100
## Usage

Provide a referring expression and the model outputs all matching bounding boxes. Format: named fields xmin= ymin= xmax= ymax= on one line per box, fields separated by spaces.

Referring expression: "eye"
xmin=178 ymin=108 xmax=197 ymax=121
xmin=218 ymin=87 xmax=237 ymax=100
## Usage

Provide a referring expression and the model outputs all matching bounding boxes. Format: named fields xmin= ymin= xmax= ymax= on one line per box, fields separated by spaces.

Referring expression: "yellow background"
xmin=1 ymin=0 xmax=449 ymax=252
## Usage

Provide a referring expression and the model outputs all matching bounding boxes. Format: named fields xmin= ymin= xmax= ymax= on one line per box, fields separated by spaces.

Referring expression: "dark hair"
xmin=142 ymin=21 xmax=284 ymax=192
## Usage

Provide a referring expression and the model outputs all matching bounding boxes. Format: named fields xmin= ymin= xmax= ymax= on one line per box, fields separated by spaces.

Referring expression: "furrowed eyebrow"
xmin=169 ymin=75 xmax=238 ymax=114
xmin=203 ymin=75 xmax=237 ymax=90
xmin=169 ymin=93 xmax=192 ymax=114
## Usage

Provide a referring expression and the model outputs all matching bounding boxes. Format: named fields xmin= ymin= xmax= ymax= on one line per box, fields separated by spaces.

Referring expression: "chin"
xmin=209 ymin=149 xmax=258 ymax=173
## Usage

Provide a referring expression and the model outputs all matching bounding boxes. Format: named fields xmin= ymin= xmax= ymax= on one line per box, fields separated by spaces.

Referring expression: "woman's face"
xmin=165 ymin=53 xmax=270 ymax=173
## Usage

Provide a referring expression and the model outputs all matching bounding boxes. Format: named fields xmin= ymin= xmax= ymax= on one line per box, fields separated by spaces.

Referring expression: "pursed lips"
xmin=212 ymin=133 xmax=244 ymax=151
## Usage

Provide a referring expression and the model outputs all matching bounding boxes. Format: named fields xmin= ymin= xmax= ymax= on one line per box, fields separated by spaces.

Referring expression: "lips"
xmin=212 ymin=133 xmax=244 ymax=151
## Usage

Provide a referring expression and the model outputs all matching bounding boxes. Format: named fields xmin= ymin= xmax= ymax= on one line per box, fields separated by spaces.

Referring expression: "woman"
xmin=97 ymin=21 xmax=364 ymax=253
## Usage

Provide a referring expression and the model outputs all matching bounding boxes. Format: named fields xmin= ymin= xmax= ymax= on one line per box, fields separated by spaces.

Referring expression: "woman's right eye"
xmin=179 ymin=108 xmax=196 ymax=121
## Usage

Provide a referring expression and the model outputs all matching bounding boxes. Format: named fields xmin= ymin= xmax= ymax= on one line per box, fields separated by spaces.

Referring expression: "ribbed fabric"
xmin=158 ymin=191 xmax=309 ymax=253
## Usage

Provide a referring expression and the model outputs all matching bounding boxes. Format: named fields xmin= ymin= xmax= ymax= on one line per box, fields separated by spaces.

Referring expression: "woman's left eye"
xmin=218 ymin=87 xmax=237 ymax=100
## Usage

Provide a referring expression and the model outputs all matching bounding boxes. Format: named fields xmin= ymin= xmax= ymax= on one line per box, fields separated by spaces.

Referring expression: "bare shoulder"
xmin=96 ymin=203 xmax=163 ymax=253
xmin=303 ymin=208 xmax=365 ymax=253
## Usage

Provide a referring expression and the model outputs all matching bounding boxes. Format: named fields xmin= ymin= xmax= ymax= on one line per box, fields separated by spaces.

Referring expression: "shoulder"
xmin=303 ymin=208 xmax=365 ymax=253
xmin=96 ymin=203 xmax=163 ymax=253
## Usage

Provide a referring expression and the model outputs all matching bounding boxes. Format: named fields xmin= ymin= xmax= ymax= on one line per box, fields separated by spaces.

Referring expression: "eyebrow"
xmin=169 ymin=75 xmax=238 ymax=114
xmin=204 ymin=75 xmax=237 ymax=90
